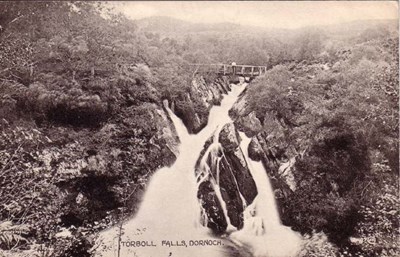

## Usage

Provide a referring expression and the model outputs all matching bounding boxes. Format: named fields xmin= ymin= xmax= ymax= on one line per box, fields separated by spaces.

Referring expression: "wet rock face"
xmin=196 ymin=123 xmax=257 ymax=232
xmin=229 ymin=88 xmax=300 ymax=215
xmin=234 ymin=108 xmax=298 ymax=190
xmin=219 ymin=123 xmax=258 ymax=204
xmin=192 ymin=76 xmax=231 ymax=106
xmin=248 ymin=130 xmax=298 ymax=193
xmin=138 ymin=103 xmax=179 ymax=167
xmin=197 ymin=181 xmax=228 ymax=233
xmin=248 ymin=136 xmax=264 ymax=162
xmin=155 ymin=105 xmax=180 ymax=165
xmin=249 ymin=131 xmax=285 ymax=171
xmin=234 ymin=111 xmax=263 ymax=137
xmin=219 ymin=123 xmax=240 ymax=151
xmin=173 ymin=93 xmax=209 ymax=134
xmin=229 ymin=89 xmax=250 ymax=119
xmin=171 ymin=75 xmax=231 ymax=134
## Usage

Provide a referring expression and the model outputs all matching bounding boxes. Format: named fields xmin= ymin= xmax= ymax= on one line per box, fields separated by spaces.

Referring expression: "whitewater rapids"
xmin=93 ymin=80 xmax=303 ymax=257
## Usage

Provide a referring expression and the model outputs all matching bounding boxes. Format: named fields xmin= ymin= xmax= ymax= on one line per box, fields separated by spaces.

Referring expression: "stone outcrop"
xmin=196 ymin=123 xmax=257 ymax=232
xmin=171 ymin=75 xmax=232 ymax=134
xmin=247 ymin=131 xmax=295 ymax=202
xmin=124 ymin=102 xmax=179 ymax=167
xmin=192 ymin=76 xmax=231 ymax=106
xmin=54 ymin=102 xmax=181 ymax=227
xmin=219 ymin=123 xmax=258 ymax=204
xmin=229 ymin=88 xmax=250 ymax=119
xmin=234 ymin=111 xmax=263 ymax=137
xmin=197 ymin=180 xmax=228 ymax=233
xmin=155 ymin=103 xmax=180 ymax=163
xmin=229 ymin=89 xmax=300 ymax=212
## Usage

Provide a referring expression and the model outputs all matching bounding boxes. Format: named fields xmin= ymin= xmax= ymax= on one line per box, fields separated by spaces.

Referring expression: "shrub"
xmin=247 ymin=67 xmax=304 ymax=126
xmin=0 ymin=221 xmax=30 ymax=250
xmin=281 ymin=117 xmax=370 ymax=243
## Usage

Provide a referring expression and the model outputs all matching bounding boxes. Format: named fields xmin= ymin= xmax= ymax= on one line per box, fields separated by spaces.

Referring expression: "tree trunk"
xmin=30 ymin=65 xmax=34 ymax=77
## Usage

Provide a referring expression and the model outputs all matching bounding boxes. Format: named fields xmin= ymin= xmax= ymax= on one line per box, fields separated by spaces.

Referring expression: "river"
xmin=94 ymin=81 xmax=302 ymax=257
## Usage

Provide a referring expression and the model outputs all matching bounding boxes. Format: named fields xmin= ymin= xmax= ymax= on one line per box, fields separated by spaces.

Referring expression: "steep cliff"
xmin=228 ymin=54 xmax=399 ymax=257
xmin=230 ymin=90 xmax=299 ymax=199
xmin=170 ymin=75 xmax=232 ymax=133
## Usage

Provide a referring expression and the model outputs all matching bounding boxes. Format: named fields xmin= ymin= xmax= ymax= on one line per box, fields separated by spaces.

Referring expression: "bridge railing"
xmin=188 ymin=63 xmax=268 ymax=76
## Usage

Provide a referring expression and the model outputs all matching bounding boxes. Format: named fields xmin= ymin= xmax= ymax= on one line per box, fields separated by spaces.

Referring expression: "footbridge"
xmin=189 ymin=63 xmax=267 ymax=77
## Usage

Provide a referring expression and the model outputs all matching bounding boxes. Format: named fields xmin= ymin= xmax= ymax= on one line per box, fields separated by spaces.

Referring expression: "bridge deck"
xmin=189 ymin=63 xmax=267 ymax=76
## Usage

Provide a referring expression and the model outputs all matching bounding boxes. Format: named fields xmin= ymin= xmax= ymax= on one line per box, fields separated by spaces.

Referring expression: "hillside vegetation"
xmin=235 ymin=27 xmax=399 ymax=257
xmin=0 ymin=2 xmax=398 ymax=257
xmin=0 ymin=3 xmax=193 ymax=256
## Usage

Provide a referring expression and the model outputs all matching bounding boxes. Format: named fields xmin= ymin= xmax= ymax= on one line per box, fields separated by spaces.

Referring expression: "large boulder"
xmin=196 ymin=123 xmax=257 ymax=232
xmin=171 ymin=75 xmax=232 ymax=134
xmin=197 ymin=180 xmax=228 ymax=233
xmin=248 ymin=112 xmax=298 ymax=171
xmin=230 ymin=90 xmax=300 ymax=217
xmin=219 ymin=123 xmax=258 ymax=204
xmin=248 ymin=135 xmax=266 ymax=162
xmin=234 ymin=111 xmax=263 ymax=137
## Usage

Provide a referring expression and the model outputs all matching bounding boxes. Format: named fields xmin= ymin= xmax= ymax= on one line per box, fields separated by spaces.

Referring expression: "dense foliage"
xmin=245 ymin=29 xmax=399 ymax=256
xmin=0 ymin=2 xmax=185 ymax=256
xmin=0 ymin=2 xmax=398 ymax=256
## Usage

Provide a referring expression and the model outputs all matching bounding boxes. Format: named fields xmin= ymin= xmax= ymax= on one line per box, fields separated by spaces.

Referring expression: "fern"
xmin=0 ymin=221 xmax=30 ymax=250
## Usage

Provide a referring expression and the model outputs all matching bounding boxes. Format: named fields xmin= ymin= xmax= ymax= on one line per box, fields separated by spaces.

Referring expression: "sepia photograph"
xmin=0 ymin=1 xmax=398 ymax=257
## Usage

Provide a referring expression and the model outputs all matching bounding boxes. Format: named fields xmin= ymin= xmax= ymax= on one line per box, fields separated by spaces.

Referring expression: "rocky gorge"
xmin=168 ymin=75 xmax=232 ymax=133
xmin=195 ymin=122 xmax=258 ymax=232
xmin=70 ymin=74 xmax=242 ymax=229
xmin=230 ymin=87 xmax=299 ymax=203
xmin=179 ymin=55 xmax=398 ymax=257
xmin=1 ymin=4 xmax=398 ymax=256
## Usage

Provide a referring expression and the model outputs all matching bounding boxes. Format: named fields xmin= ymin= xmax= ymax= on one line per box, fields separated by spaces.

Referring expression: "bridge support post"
xmin=223 ymin=65 xmax=226 ymax=75
xmin=251 ymin=67 xmax=254 ymax=76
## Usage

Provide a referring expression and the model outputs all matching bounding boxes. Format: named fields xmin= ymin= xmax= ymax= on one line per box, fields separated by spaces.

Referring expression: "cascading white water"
xmin=95 ymin=82 xmax=248 ymax=257
xmin=95 ymin=80 xmax=302 ymax=257
xmin=229 ymin=132 xmax=303 ymax=257
xmin=197 ymin=139 xmax=237 ymax=232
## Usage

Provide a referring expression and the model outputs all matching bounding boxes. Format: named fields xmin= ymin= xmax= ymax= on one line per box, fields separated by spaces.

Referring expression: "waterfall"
xmin=95 ymin=81 xmax=302 ymax=257
xmin=229 ymin=132 xmax=303 ymax=257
